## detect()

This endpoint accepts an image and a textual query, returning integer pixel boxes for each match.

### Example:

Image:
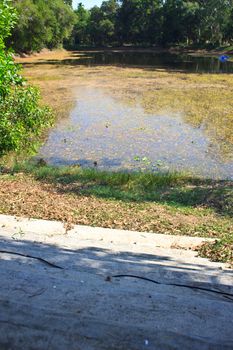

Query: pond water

[37,87,233,179]
[61,51,233,73]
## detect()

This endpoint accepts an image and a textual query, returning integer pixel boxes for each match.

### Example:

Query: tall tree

[89,0,119,46]
[118,0,163,45]
[10,0,75,52]
[67,3,90,47]
[196,0,232,45]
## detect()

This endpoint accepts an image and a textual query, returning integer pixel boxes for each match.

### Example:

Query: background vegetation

[10,0,75,52]
[6,0,233,51]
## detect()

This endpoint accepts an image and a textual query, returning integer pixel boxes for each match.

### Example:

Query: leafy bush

[0,0,53,156]
[0,86,53,155]
[0,0,22,97]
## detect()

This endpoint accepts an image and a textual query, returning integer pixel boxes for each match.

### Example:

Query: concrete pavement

[0,214,232,349]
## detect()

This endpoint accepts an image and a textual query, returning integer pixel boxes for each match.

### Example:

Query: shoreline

[14,46,233,60]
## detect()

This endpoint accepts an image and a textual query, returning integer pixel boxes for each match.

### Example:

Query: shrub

[0,0,54,156]
[0,86,53,156]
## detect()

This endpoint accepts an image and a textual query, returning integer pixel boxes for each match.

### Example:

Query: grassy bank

[0,162,232,265]
[3,50,231,266]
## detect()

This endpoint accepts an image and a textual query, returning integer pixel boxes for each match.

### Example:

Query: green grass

[12,160,233,216]
[13,160,189,194]
[1,160,232,266]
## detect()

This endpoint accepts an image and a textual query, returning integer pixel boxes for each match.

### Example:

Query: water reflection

[56,51,233,73]
[28,51,233,73]
[37,87,233,179]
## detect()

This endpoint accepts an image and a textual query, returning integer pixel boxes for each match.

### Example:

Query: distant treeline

[8,0,233,51]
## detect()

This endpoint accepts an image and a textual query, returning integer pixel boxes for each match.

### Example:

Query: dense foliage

[69,0,233,48]
[0,0,53,156]
[3,0,233,50]
[9,0,75,52]
[0,0,21,97]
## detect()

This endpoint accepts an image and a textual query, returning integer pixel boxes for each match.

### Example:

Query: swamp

[1,49,233,264]
[19,50,233,178]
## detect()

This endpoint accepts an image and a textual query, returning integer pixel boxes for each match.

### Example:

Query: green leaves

[0,0,54,156]
[69,0,233,48]
[10,0,76,52]
[0,0,23,97]
[0,0,17,40]
[0,50,23,98]
[0,86,54,156]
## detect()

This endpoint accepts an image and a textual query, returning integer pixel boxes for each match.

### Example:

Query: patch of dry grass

[0,171,232,238]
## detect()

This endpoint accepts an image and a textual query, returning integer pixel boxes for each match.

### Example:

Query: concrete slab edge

[0,214,214,250]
